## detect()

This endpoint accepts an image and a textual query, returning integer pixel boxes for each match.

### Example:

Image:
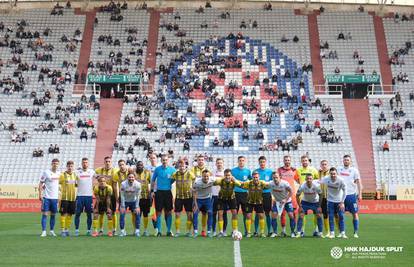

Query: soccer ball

[232,231,243,241]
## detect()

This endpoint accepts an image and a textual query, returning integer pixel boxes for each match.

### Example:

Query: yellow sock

[232,219,238,231]
[93,219,99,231]
[186,220,192,232]
[143,217,149,230]
[112,214,117,231]
[99,214,104,229]
[201,214,207,231]
[218,220,224,232]
[60,215,66,230]
[259,218,265,235]
[246,219,252,234]
[175,217,181,232]
[303,216,306,232]
[324,218,329,235]
[108,219,113,232]
[65,215,72,230]
[132,213,136,231]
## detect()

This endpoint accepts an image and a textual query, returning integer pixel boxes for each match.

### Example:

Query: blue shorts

[345,194,358,214]
[300,201,320,215]
[76,196,93,214]
[41,198,58,213]
[327,201,342,215]
[197,198,213,213]
[122,202,138,213]
[271,202,294,213]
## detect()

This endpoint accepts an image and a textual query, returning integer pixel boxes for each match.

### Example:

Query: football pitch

[0,213,412,267]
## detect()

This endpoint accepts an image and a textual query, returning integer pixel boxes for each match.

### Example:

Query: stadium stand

[0,7,99,184]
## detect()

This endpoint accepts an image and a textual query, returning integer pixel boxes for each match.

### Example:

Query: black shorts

[155,190,173,212]
[246,203,264,214]
[321,198,328,218]
[235,192,248,213]
[96,202,111,215]
[139,198,152,217]
[60,200,76,215]
[217,198,237,211]
[174,198,193,213]
[262,192,272,213]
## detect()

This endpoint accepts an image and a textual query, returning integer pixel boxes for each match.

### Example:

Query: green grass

[0,213,412,267]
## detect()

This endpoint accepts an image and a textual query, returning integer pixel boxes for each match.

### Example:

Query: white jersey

[146,164,157,191]
[337,166,360,195]
[212,170,224,196]
[269,180,292,202]
[75,168,95,196]
[39,169,61,199]
[296,181,321,203]
[193,178,215,199]
[320,177,346,203]
[120,180,141,207]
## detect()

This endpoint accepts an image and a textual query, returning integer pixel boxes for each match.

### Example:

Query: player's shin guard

[212,211,217,232]
[156,215,162,233]
[246,218,252,234]
[107,219,113,232]
[317,217,323,233]
[266,214,271,234]
[193,212,199,232]
[93,218,99,231]
[87,213,92,231]
[232,219,238,231]
[207,212,213,232]
[338,210,345,232]
[281,211,286,228]
[223,212,228,232]
[218,219,224,232]
[175,217,181,232]
[186,219,192,232]
[271,218,277,233]
[75,213,81,230]
[297,217,303,233]
[289,216,296,233]
[323,217,329,235]
[259,218,265,235]
[135,213,141,230]
[201,213,207,231]
[60,215,66,231]
[131,213,136,230]
[143,217,149,230]
[99,214,104,229]
[65,215,72,230]
[166,214,172,233]
[41,214,47,231]
[328,212,335,232]
[120,213,126,230]
[254,214,259,233]
[50,214,56,231]
[353,218,359,233]
[112,214,117,232]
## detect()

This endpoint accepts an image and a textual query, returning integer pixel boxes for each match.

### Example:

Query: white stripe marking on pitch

[234,241,243,267]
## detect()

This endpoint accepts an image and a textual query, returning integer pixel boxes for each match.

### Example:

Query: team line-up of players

[38,153,362,239]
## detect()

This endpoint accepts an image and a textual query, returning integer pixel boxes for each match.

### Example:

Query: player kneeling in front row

[120,172,142,237]
[320,167,347,239]
[92,177,114,237]
[192,170,215,238]
[295,174,323,238]
[269,172,296,238]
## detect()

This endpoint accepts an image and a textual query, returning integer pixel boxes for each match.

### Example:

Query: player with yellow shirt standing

[135,161,152,236]
[112,159,129,233]
[171,159,196,237]
[59,161,78,237]
[92,176,114,237]
[95,156,119,236]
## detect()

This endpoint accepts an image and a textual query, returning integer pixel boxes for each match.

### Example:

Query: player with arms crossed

[295,174,323,238]
[320,167,347,239]
[337,155,362,238]
[269,172,296,238]
[240,171,270,238]
[74,157,95,236]
[171,159,196,237]
[39,159,61,237]
[59,160,78,237]
[192,170,215,238]
[135,161,152,236]
[213,169,242,237]
[92,176,114,237]
[119,172,141,237]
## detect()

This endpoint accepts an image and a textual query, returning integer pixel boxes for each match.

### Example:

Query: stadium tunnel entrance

[95,83,140,98]
[328,82,370,98]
